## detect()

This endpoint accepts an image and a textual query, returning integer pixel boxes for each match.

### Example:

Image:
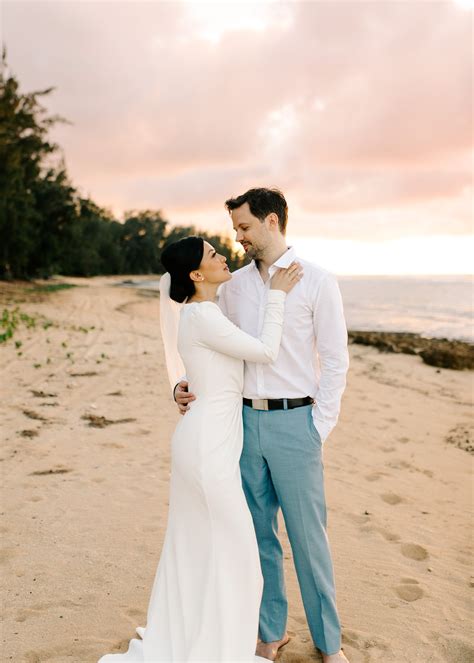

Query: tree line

[0,50,246,280]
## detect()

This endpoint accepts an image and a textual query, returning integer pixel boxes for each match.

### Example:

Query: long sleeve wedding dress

[98,290,286,663]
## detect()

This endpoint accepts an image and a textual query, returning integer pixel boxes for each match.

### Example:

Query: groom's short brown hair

[225,188,288,235]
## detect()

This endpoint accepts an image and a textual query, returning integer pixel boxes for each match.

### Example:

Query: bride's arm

[193,290,286,363]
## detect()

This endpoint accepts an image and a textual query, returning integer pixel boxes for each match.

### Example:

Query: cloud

[2,0,472,240]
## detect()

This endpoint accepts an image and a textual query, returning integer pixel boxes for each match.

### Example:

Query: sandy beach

[1,276,472,663]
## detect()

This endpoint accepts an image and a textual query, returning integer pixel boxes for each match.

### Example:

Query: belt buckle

[252,399,269,411]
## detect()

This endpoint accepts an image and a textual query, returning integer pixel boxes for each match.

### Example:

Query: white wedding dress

[98,290,286,663]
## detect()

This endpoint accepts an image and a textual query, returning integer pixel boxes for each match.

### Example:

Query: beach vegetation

[0,51,246,280]
[0,306,36,342]
[0,305,54,344]
[30,283,77,293]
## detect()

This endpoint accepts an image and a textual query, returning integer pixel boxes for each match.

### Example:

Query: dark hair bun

[161,236,204,303]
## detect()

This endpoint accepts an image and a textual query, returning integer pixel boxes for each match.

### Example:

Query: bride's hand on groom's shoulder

[270,261,303,294]
[175,380,196,415]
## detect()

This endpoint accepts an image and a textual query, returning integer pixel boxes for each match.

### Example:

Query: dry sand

[1,276,472,663]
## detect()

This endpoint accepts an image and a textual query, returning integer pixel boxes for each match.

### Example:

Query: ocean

[130,275,473,343]
[338,275,472,342]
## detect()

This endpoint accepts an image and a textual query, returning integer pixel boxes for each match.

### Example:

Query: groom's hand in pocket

[174,380,196,415]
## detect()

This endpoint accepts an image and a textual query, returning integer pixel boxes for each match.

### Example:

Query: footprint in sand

[25,642,98,663]
[360,523,402,545]
[365,471,388,482]
[342,628,391,659]
[377,528,401,543]
[401,542,429,561]
[439,635,474,663]
[387,459,411,470]
[125,607,145,619]
[348,513,371,525]
[279,652,311,663]
[394,582,424,602]
[16,607,40,622]
[0,548,19,564]
[381,492,404,505]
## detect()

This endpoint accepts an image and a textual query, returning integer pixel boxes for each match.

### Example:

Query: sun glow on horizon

[285,235,474,276]
[452,0,473,10]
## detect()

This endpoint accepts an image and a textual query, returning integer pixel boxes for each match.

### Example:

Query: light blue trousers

[240,404,341,656]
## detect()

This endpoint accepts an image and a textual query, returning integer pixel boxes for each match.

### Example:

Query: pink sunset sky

[2,0,473,274]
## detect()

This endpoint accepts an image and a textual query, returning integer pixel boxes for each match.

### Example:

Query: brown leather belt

[243,396,314,411]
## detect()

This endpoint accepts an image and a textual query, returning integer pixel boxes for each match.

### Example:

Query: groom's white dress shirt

[218,246,349,443]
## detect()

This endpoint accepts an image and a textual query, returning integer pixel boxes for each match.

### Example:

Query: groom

[174,188,350,663]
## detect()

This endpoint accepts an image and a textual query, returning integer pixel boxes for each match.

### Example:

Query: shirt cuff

[312,408,333,444]
[267,289,287,302]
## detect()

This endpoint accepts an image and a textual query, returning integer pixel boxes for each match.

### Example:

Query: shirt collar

[272,246,296,269]
[268,246,296,275]
[250,246,296,276]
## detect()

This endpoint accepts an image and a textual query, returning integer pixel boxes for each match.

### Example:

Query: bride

[98,236,302,663]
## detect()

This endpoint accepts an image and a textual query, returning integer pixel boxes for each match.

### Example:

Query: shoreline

[2,277,472,370]
[74,276,474,371]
